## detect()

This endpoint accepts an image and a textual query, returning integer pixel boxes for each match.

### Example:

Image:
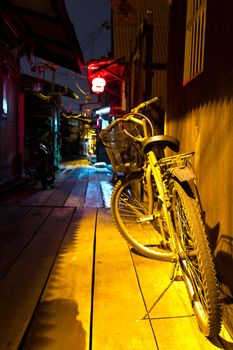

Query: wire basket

[100,120,145,173]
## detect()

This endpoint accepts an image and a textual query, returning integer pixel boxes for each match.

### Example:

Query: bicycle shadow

[207,223,233,344]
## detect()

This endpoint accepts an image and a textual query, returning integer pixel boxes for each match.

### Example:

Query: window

[183,0,207,84]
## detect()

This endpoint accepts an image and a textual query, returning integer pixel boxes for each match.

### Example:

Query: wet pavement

[0,158,232,349]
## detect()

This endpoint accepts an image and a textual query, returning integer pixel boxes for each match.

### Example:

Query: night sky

[65,0,111,62]
[63,0,112,110]
[21,0,111,112]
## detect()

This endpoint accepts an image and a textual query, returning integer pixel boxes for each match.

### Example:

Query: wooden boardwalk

[0,160,232,349]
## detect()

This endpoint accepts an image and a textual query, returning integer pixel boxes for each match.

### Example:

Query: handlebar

[99,97,159,142]
[131,97,159,113]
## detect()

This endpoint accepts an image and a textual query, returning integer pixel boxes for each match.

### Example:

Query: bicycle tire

[171,181,222,338]
[111,172,175,260]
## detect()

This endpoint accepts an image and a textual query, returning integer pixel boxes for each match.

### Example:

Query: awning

[0,0,84,73]
[21,73,79,99]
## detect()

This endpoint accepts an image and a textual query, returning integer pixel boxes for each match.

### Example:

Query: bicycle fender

[171,166,196,182]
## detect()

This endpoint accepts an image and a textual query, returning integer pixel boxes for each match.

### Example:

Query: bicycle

[25,142,55,190]
[99,97,222,338]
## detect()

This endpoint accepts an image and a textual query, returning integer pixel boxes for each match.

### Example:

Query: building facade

[0,45,21,182]
[112,0,169,119]
[0,0,84,183]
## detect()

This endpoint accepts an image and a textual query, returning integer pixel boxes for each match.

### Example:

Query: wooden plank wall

[165,98,233,338]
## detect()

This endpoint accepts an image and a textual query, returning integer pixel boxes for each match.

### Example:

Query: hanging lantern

[92,77,106,93]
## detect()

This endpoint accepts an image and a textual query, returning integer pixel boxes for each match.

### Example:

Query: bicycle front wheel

[111,172,175,260]
[171,181,222,338]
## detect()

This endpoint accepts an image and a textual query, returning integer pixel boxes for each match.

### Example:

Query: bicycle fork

[146,151,176,250]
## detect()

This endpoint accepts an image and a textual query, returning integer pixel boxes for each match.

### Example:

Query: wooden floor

[0,159,232,350]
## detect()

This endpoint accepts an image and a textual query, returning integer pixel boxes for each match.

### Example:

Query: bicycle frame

[101,98,202,256]
[102,98,222,338]
[116,103,179,254]
[144,151,176,254]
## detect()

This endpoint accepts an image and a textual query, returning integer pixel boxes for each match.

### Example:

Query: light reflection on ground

[61,157,114,209]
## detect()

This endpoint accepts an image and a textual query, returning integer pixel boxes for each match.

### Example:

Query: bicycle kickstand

[138,259,180,320]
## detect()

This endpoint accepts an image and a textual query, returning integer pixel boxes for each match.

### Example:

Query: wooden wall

[166,0,233,336]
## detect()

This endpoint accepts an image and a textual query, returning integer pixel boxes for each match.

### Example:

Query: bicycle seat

[142,135,180,153]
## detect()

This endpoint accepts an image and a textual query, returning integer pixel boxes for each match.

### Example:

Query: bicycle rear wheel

[171,181,222,338]
[111,172,174,260]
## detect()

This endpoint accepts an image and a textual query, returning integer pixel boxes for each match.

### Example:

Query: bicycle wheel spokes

[118,183,159,244]
[176,204,206,301]
[182,254,208,317]
[119,188,148,217]
[172,181,221,338]
[111,173,174,260]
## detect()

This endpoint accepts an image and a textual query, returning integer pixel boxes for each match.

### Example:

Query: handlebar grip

[131,97,159,113]
[146,97,159,105]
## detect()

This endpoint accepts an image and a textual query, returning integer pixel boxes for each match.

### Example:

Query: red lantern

[92,77,106,93]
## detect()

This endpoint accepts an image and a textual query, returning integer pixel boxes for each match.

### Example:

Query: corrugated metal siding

[112,0,169,64]
[141,0,169,62]
[112,9,138,61]
[152,70,167,105]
